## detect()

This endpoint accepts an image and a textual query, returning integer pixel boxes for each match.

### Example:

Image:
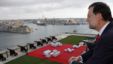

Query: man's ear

[96,13,103,20]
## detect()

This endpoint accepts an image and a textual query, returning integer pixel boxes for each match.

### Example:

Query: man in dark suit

[69,2,113,64]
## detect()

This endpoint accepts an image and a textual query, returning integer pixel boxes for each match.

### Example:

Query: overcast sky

[0,0,113,20]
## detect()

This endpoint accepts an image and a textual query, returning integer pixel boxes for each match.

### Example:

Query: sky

[0,0,113,20]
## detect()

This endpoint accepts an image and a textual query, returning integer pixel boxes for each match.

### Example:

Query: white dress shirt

[98,21,110,36]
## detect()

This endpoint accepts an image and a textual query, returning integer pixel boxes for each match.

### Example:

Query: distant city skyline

[0,0,113,20]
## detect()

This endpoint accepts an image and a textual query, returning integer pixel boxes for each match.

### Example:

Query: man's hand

[69,56,83,64]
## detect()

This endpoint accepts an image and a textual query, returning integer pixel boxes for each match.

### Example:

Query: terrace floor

[5,35,94,64]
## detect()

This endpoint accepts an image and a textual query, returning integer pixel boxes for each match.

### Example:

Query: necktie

[95,34,101,43]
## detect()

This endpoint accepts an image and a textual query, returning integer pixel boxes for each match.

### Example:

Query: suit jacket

[81,21,113,64]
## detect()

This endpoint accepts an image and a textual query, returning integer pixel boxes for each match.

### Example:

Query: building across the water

[0,20,32,33]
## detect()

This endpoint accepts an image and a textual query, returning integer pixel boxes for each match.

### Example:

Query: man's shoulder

[103,22,113,37]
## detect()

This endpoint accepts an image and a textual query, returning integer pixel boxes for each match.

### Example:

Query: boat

[36,21,47,26]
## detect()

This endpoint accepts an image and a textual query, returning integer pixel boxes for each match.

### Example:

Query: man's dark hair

[89,2,113,21]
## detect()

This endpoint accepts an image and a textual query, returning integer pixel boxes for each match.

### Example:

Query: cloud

[0,0,62,7]
[0,0,113,19]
